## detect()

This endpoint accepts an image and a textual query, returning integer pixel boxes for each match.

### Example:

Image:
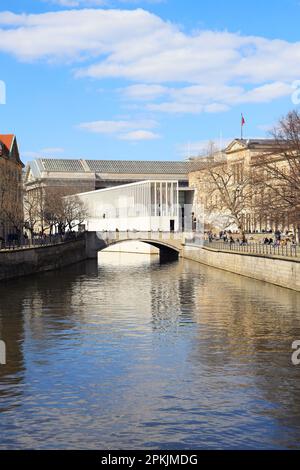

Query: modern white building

[76,180,195,232]
[24,158,195,235]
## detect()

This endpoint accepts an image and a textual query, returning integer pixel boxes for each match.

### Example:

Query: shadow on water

[0,252,299,448]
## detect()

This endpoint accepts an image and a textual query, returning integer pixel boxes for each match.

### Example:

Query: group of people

[206,230,247,245]
[220,231,248,245]
[206,229,297,247]
[0,230,80,250]
[263,236,296,247]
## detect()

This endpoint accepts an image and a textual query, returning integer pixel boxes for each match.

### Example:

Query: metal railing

[202,240,299,258]
[0,232,85,251]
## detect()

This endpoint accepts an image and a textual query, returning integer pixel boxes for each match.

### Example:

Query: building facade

[24,158,190,192]
[189,138,296,234]
[0,135,24,240]
[24,158,192,233]
[76,180,195,232]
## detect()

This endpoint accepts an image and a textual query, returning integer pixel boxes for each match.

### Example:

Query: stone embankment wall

[182,245,300,292]
[0,239,86,281]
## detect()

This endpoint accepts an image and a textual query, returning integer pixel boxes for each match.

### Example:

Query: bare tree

[255,110,300,240]
[0,161,23,238]
[198,156,254,233]
[44,187,88,233]
[0,163,8,236]
[62,194,88,231]
[43,187,63,234]
[24,185,88,236]
[23,182,52,237]
[24,189,42,238]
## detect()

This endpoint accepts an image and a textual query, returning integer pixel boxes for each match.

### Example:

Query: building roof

[0,134,14,152]
[225,138,279,153]
[85,159,189,174]
[75,179,180,197]
[40,158,86,172]
[27,158,191,177]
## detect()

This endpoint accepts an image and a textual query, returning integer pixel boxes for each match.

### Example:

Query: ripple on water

[0,253,300,449]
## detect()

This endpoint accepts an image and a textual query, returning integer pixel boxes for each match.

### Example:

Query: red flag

[241,114,245,126]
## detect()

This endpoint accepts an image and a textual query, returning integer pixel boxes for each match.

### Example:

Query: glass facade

[148,181,178,217]
[79,180,179,221]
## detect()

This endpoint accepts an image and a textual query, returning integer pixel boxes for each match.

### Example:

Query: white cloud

[122,84,168,101]
[23,147,65,158]
[176,138,233,158]
[23,151,40,159]
[0,8,297,114]
[46,0,106,6]
[117,0,164,4]
[40,147,65,154]
[140,82,292,114]
[257,123,274,133]
[237,82,293,104]
[78,118,157,133]
[148,101,229,114]
[45,0,163,6]
[119,130,160,140]
[78,118,159,140]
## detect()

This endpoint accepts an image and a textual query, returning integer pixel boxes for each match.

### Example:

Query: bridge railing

[96,230,191,243]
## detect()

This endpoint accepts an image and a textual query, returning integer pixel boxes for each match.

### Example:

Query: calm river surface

[0,252,300,449]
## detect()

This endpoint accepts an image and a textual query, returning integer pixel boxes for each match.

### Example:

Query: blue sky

[0,0,300,163]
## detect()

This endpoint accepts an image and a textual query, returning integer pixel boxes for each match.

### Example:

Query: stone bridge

[85,231,188,261]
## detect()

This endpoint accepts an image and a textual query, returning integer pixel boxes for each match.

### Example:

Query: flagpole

[241,114,243,140]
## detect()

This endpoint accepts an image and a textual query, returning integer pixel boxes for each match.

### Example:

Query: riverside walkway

[0,233,84,251]
[202,240,299,258]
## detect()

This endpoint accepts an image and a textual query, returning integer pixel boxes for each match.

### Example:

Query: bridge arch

[85,232,183,261]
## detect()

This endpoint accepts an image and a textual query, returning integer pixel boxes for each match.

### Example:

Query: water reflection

[0,252,299,449]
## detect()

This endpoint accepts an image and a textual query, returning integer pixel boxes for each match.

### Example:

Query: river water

[0,251,300,449]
